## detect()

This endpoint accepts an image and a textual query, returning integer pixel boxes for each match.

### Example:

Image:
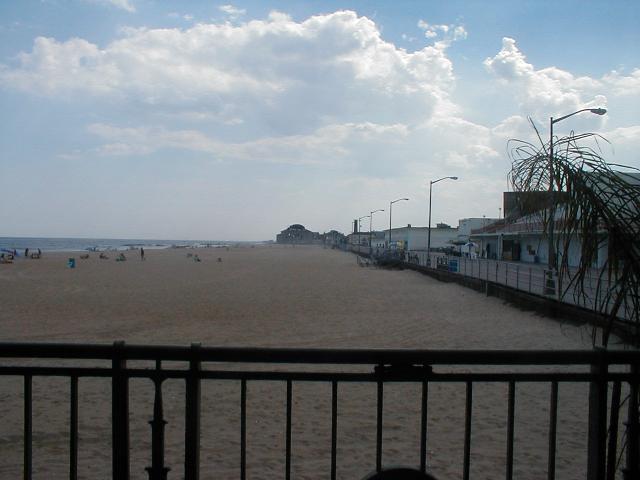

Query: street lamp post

[388,198,409,249]
[427,176,458,267]
[358,215,370,251]
[547,108,606,276]
[369,209,384,256]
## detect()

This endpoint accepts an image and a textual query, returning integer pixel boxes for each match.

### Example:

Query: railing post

[185,343,201,480]
[70,375,79,480]
[547,381,558,480]
[376,376,383,472]
[463,381,473,480]
[330,381,338,480]
[241,379,247,480]
[146,361,169,480]
[112,341,130,480]
[24,375,32,480]
[285,380,292,480]
[587,350,608,480]
[506,381,515,480]
[606,381,621,480]
[420,381,429,473]
[623,363,639,480]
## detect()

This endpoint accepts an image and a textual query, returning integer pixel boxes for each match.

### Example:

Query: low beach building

[469,175,640,267]
[389,224,459,252]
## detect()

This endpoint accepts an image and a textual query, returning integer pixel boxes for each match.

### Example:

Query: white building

[457,218,499,256]
[457,218,499,242]
[386,224,459,252]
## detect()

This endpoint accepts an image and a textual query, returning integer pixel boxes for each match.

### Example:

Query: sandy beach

[0,245,603,479]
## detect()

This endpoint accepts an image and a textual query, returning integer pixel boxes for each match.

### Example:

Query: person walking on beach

[140,247,145,261]
[25,248,29,259]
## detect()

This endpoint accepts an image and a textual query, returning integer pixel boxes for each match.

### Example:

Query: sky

[1,0,639,241]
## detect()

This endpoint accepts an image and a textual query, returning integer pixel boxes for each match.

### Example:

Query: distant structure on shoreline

[276,225,347,247]
[276,224,320,244]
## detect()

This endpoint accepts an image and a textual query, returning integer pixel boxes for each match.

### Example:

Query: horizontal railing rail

[3,342,640,364]
[1,342,638,480]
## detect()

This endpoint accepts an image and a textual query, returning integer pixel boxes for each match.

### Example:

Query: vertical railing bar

[587,353,608,480]
[376,378,383,472]
[285,380,292,480]
[463,381,472,480]
[24,374,32,480]
[547,381,558,480]
[420,381,428,473]
[111,341,130,480]
[184,343,201,480]
[624,363,639,480]
[240,379,247,480]
[70,376,78,480]
[146,362,169,480]
[331,381,338,480]
[506,381,515,480]
[606,381,621,480]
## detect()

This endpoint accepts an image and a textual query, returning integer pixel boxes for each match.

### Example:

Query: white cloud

[218,5,246,17]
[483,37,640,127]
[83,0,136,13]
[601,125,640,167]
[417,117,502,171]
[87,121,409,166]
[483,37,532,80]
[417,20,467,45]
[484,38,607,128]
[0,11,457,135]
[603,68,640,96]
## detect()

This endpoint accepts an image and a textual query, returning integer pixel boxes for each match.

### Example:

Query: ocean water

[0,236,232,253]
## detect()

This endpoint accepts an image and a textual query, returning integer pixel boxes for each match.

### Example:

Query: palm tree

[508,119,640,347]
[509,120,640,478]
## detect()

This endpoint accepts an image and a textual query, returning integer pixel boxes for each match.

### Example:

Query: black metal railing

[0,342,638,480]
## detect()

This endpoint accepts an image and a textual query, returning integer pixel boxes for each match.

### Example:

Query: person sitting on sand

[0,253,11,264]
[116,253,127,262]
[194,254,201,262]
[99,252,109,259]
